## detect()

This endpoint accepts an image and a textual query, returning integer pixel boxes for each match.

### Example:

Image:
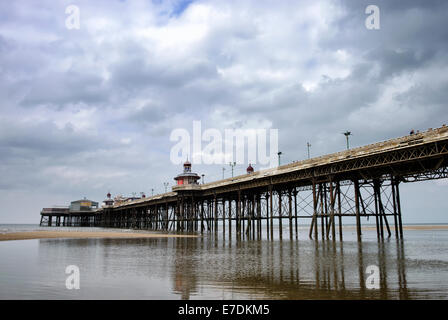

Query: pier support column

[309,179,318,240]
[288,189,293,240]
[237,190,241,237]
[269,185,274,240]
[294,189,298,239]
[354,179,362,241]
[278,190,282,240]
[266,191,270,240]
[319,183,325,240]
[391,177,399,239]
[327,179,336,241]
[222,199,225,236]
[257,194,261,239]
[200,200,205,233]
[395,177,404,239]
[214,194,218,234]
[228,198,232,236]
[337,181,343,241]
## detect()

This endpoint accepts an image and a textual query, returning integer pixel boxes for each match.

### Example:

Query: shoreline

[0,230,199,242]
[1,224,447,242]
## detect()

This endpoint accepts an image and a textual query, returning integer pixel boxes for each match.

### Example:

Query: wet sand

[0,230,199,241]
[1,225,446,242]
[344,225,448,231]
[401,225,448,230]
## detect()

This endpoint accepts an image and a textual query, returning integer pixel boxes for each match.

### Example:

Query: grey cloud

[0,119,106,162]
[20,71,108,107]
[365,48,435,80]
[110,56,219,90]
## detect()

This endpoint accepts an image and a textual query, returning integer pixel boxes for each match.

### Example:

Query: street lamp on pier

[307,142,311,159]
[343,131,352,150]
[229,162,236,178]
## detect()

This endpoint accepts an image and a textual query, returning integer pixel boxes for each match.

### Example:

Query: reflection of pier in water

[170,236,412,300]
[33,235,438,299]
[172,237,198,299]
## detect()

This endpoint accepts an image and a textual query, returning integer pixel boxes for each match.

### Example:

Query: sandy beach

[0,230,199,241]
[1,225,446,242]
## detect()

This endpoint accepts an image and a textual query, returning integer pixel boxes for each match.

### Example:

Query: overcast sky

[0,0,447,223]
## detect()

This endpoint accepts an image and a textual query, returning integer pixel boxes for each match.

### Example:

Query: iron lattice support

[91,173,408,242]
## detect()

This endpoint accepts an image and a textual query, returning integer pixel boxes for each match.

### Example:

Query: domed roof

[175,160,200,183]
[174,172,200,180]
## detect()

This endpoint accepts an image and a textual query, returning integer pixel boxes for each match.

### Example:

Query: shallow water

[0,224,447,299]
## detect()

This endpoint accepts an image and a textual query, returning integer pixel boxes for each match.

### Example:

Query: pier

[41,126,448,241]
[40,199,99,227]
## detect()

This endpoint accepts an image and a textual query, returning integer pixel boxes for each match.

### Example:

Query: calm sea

[0,224,447,299]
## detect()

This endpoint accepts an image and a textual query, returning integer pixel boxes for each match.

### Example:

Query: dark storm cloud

[322,0,448,56]
[365,48,435,80]
[0,119,105,160]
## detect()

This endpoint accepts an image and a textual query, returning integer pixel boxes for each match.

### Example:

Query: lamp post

[222,167,225,180]
[201,174,205,184]
[277,151,282,166]
[343,131,352,150]
[163,182,169,193]
[307,142,311,159]
[229,162,236,178]
[151,188,154,196]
